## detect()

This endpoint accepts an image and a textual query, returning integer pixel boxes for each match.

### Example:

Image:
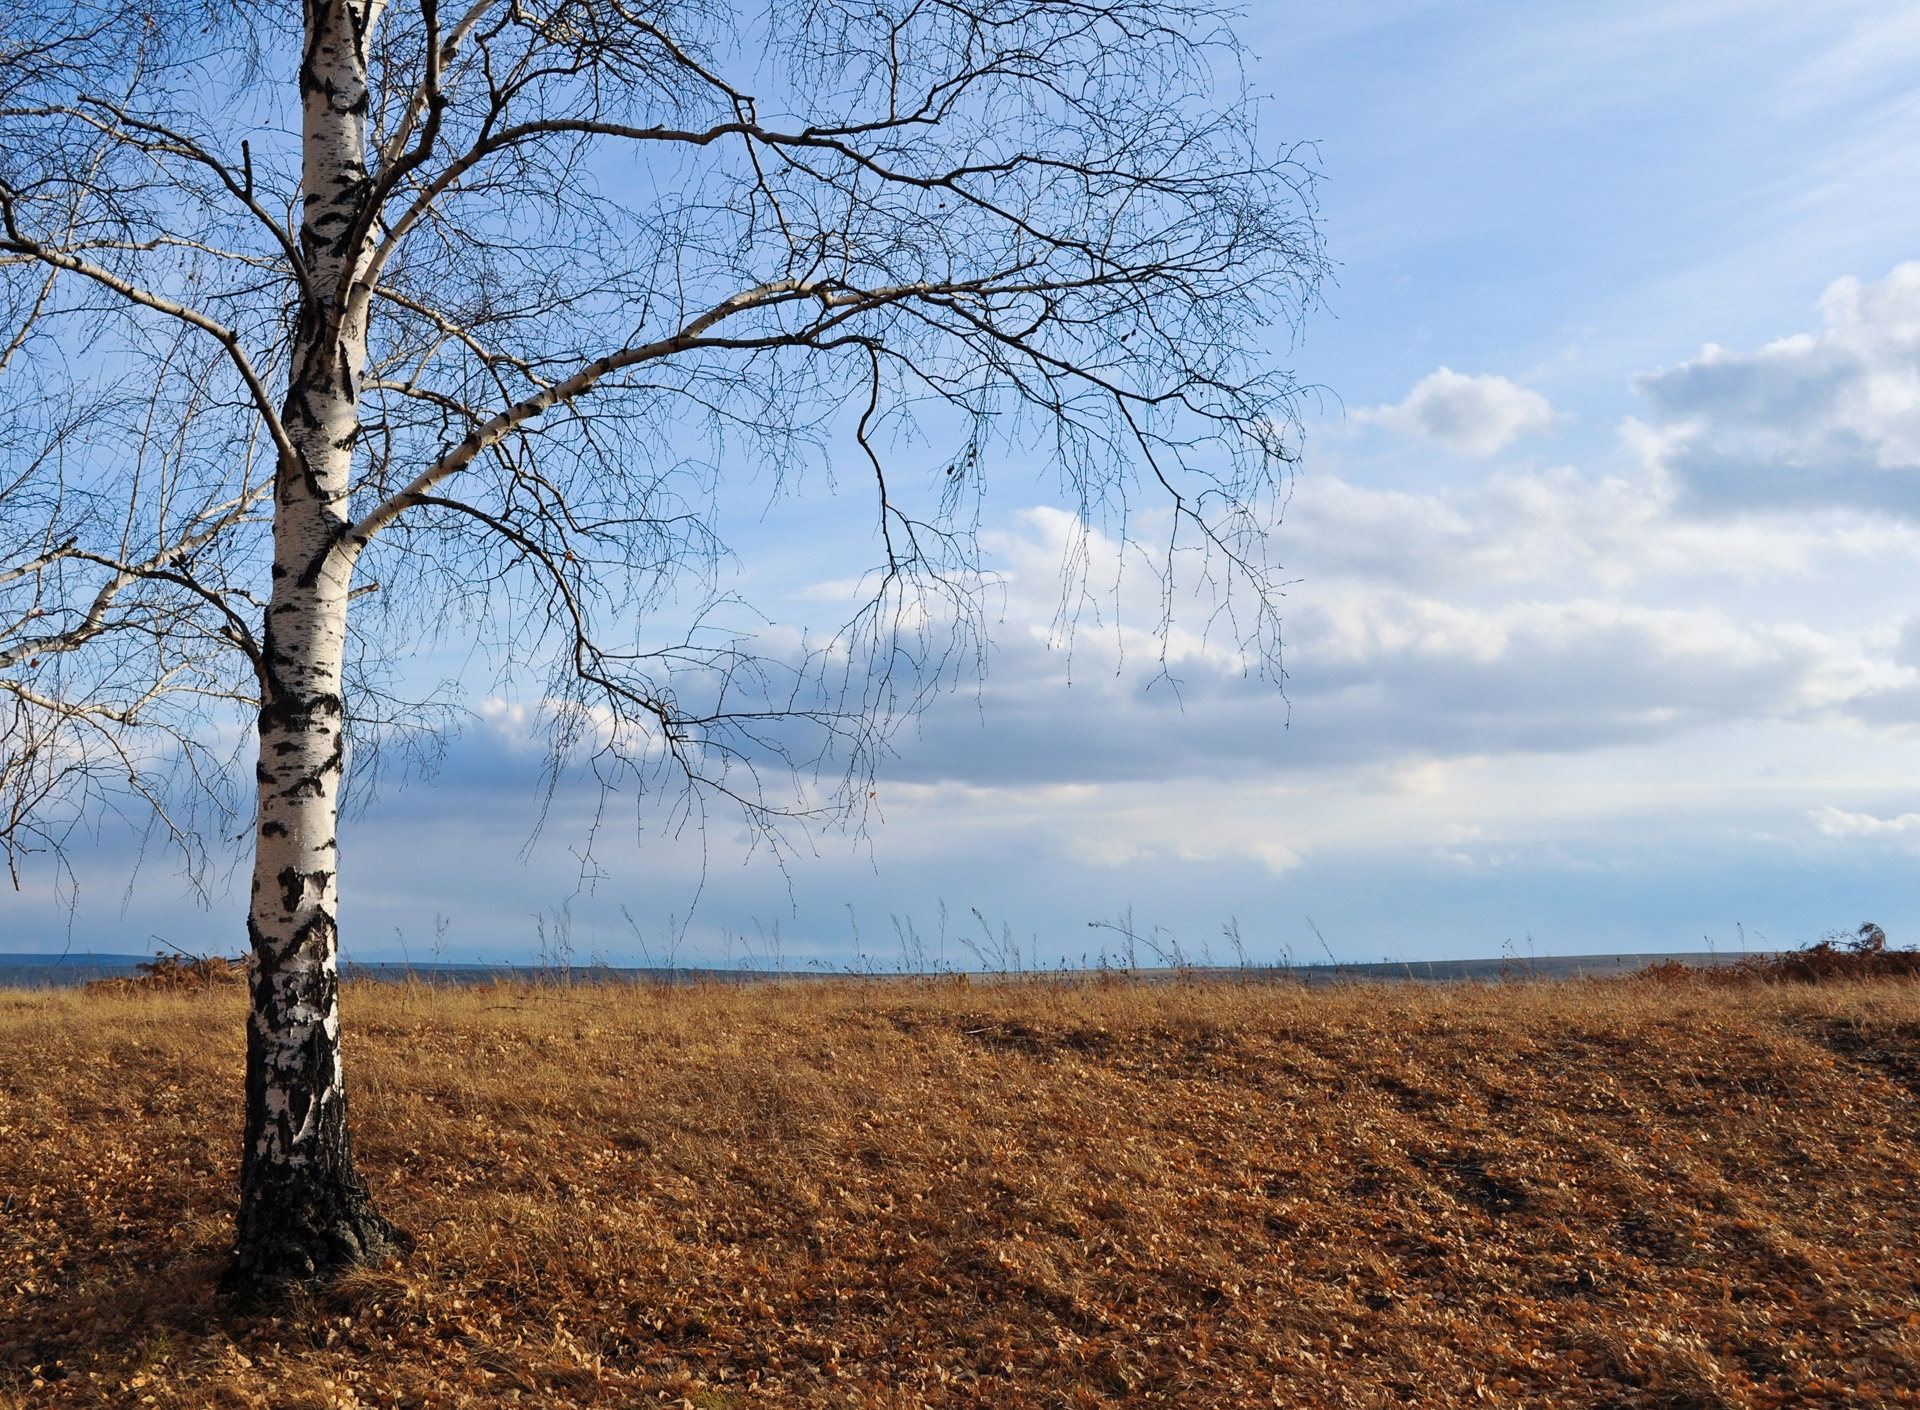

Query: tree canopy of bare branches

[0,0,1323,1287]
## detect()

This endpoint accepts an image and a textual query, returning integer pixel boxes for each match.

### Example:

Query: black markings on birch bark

[227,0,399,1294]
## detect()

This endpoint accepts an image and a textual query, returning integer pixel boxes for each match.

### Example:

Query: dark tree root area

[221,1168,409,1300]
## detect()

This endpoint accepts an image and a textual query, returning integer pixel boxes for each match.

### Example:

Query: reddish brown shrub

[83,952,246,996]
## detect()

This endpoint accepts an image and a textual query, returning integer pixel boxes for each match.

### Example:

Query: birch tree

[0,0,1323,1288]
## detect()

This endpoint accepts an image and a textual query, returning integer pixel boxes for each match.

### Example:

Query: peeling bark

[225,0,400,1294]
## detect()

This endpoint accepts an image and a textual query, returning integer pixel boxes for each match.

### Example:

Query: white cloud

[1284,459,1918,594]
[870,460,1920,792]
[1359,368,1559,456]
[1810,805,1920,848]
[1635,262,1920,513]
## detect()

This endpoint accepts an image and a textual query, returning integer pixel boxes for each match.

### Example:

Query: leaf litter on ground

[2,970,1919,1407]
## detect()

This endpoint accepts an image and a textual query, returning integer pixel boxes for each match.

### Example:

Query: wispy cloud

[1809,805,1920,848]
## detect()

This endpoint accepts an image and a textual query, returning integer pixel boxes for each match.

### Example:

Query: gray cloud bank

[1638,262,1920,515]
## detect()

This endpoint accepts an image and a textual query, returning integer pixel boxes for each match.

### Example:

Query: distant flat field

[1,977,1917,1407]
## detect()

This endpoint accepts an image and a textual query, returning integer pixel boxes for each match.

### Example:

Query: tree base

[221,1165,409,1298]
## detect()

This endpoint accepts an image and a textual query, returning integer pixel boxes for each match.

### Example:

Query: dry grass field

[2,973,1919,1408]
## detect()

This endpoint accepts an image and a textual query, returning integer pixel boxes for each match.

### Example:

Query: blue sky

[14,0,1920,966]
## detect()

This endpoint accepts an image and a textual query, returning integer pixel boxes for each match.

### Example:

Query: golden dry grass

[3,975,1919,1408]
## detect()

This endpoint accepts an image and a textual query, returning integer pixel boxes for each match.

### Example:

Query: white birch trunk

[227,0,399,1290]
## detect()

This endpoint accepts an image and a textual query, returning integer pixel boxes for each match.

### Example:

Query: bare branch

[0,189,297,471]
